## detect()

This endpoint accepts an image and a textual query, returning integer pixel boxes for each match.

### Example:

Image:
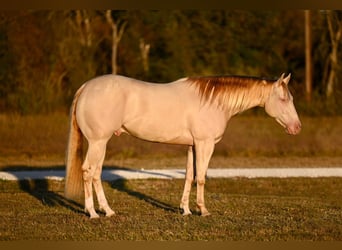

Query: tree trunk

[326,10,342,98]
[75,10,92,47]
[304,10,312,102]
[139,38,150,74]
[326,46,338,98]
[111,21,118,75]
[106,10,126,75]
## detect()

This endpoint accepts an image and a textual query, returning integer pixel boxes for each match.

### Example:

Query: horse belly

[122,114,193,145]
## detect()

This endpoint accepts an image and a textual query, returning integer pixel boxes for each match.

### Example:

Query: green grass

[0,178,341,240]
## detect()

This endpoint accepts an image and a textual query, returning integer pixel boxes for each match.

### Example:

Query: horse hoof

[201,211,211,217]
[180,205,192,216]
[106,210,116,217]
[90,214,100,219]
[182,211,192,216]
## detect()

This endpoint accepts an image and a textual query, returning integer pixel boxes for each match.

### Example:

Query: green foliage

[0,10,341,115]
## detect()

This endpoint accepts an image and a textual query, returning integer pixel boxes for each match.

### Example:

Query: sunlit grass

[0,178,341,240]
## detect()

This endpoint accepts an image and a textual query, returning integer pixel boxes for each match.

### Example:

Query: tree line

[0,10,341,115]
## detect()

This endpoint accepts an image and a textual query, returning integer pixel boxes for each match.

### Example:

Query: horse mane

[187,75,275,110]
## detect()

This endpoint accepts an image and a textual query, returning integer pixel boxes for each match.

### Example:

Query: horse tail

[64,84,86,201]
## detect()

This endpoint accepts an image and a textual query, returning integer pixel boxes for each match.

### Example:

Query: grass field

[0,178,341,240]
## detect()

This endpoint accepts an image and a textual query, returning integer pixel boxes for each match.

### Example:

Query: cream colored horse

[65,73,301,218]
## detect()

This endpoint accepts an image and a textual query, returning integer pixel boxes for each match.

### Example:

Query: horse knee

[82,165,95,181]
[197,178,205,185]
[185,176,194,183]
[83,171,92,182]
[93,174,101,182]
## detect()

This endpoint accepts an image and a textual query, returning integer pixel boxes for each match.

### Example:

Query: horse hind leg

[82,157,98,218]
[93,153,115,217]
[83,139,110,218]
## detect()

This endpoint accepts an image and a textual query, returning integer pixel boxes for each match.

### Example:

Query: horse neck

[226,83,272,116]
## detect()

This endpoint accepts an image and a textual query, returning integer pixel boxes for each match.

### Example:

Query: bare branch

[117,21,127,42]
[326,10,335,46]
[105,10,114,27]
[105,10,127,74]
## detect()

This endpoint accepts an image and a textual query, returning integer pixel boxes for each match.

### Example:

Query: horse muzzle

[285,121,302,135]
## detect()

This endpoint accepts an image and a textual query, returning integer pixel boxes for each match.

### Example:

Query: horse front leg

[180,145,195,215]
[194,139,214,216]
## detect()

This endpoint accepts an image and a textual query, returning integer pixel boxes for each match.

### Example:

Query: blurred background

[0,10,341,166]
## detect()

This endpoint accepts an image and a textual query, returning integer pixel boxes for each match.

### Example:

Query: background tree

[105,10,127,74]
[139,38,150,75]
[324,10,342,98]
[0,10,342,115]
[305,10,313,103]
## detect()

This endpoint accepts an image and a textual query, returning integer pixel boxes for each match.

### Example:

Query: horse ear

[283,73,291,85]
[275,73,285,86]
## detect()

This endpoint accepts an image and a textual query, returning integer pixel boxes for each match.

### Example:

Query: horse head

[264,73,301,135]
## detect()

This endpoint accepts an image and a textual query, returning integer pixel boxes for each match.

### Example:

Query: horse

[64,73,301,218]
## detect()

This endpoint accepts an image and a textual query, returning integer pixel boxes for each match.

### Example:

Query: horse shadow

[103,165,180,214]
[1,165,84,215]
[1,165,180,216]
[108,178,179,214]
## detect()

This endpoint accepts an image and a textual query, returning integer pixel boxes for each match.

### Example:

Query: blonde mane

[187,75,274,111]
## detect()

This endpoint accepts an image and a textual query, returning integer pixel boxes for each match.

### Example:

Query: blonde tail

[64,84,86,201]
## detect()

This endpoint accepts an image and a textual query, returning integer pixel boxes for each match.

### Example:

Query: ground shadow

[2,165,84,215]
[104,165,182,214]
[109,179,180,214]
[2,164,181,216]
